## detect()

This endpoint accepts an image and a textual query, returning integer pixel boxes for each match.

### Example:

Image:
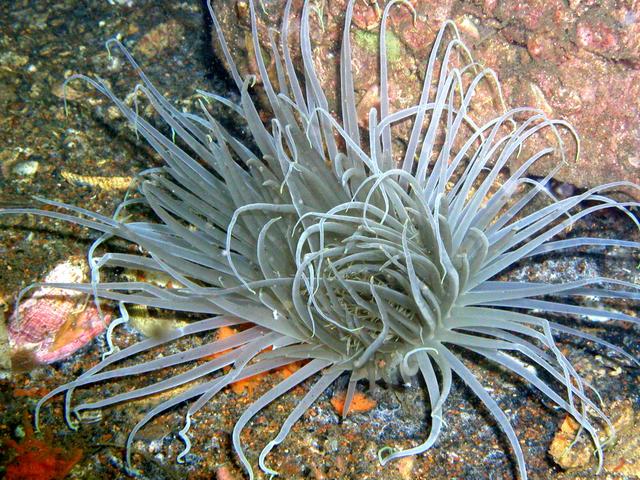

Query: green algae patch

[354,29,403,63]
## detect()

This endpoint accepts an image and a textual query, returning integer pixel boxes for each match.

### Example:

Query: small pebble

[12,160,39,177]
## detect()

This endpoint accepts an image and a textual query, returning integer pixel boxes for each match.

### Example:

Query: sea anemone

[2,0,639,478]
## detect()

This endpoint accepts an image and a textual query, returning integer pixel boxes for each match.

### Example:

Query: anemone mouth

[1,0,639,479]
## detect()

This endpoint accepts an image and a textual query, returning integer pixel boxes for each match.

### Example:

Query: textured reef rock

[549,400,640,477]
[212,0,640,198]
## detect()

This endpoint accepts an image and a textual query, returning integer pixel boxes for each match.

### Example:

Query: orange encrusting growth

[12,387,50,398]
[4,416,83,480]
[330,390,377,415]
[210,326,306,395]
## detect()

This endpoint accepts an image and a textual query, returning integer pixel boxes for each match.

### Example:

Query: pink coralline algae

[8,258,110,365]
[576,21,618,53]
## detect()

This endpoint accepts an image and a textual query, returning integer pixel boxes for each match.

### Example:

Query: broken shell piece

[8,257,110,365]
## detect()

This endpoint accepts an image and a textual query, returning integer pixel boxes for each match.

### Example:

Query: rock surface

[211,0,640,198]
